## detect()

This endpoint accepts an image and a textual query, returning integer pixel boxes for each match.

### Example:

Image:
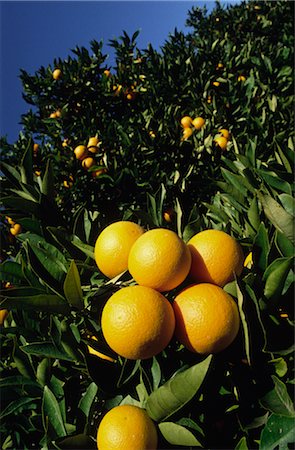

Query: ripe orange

[82,157,95,169]
[49,112,57,119]
[213,81,220,87]
[10,224,22,236]
[6,216,15,226]
[94,221,144,279]
[103,69,111,77]
[163,207,175,223]
[74,145,87,160]
[128,228,191,292]
[238,75,246,82]
[173,283,240,354]
[97,405,158,450]
[218,128,230,140]
[217,63,224,69]
[180,116,192,128]
[182,127,193,140]
[92,168,107,178]
[87,136,99,148]
[188,229,244,287]
[214,136,228,150]
[0,310,8,326]
[192,117,205,130]
[33,143,39,153]
[52,68,62,80]
[55,110,62,118]
[101,285,175,360]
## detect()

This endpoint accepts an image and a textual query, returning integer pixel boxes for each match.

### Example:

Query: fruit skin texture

[214,136,228,150]
[94,221,144,279]
[188,229,244,287]
[128,228,191,292]
[173,283,240,354]
[74,145,87,160]
[82,157,95,169]
[10,224,22,236]
[102,285,175,360]
[192,117,205,130]
[182,127,193,140]
[97,404,158,450]
[180,116,192,128]
[219,128,230,140]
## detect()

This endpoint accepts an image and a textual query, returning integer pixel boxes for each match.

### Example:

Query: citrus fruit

[10,224,22,236]
[180,116,192,128]
[87,136,99,148]
[101,285,175,360]
[97,404,158,450]
[163,207,175,223]
[92,168,107,178]
[82,157,95,169]
[182,127,193,140]
[0,310,8,326]
[238,75,246,82]
[74,145,87,160]
[52,68,62,80]
[192,117,205,130]
[33,143,39,153]
[6,216,15,226]
[188,229,244,287]
[218,128,230,140]
[214,136,228,150]
[103,69,111,77]
[213,81,220,87]
[49,112,57,119]
[128,228,191,292]
[173,283,240,354]
[94,221,144,279]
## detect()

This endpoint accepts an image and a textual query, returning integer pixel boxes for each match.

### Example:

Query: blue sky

[0,1,239,142]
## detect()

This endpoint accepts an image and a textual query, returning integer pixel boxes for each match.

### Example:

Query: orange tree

[0,1,294,449]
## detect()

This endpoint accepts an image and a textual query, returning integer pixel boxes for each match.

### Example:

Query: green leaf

[1,196,39,214]
[0,375,42,389]
[257,169,291,195]
[78,382,98,418]
[20,138,33,185]
[259,194,294,244]
[21,342,75,361]
[146,355,212,422]
[42,385,67,438]
[159,422,202,447]
[278,193,295,216]
[275,231,294,258]
[0,397,39,420]
[254,223,270,271]
[263,257,293,303]
[269,358,288,378]
[41,159,55,198]
[259,414,295,450]
[260,376,295,417]
[0,294,70,314]
[236,281,251,365]
[72,237,95,259]
[235,436,249,449]
[151,357,161,390]
[63,260,83,309]
[0,260,25,283]
[0,161,21,188]
[56,434,96,449]
[247,196,260,232]
[221,168,249,198]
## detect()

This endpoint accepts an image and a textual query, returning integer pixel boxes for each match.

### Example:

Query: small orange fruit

[10,224,22,236]
[214,136,228,151]
[238,75,246,82]
[0,310,8,326]
[213,81,220,87]
[97,405,158,450]
[55,110,62,118]
[180,116,192,128]
[74,145,87,160]
[103,69,111,77]
[192,117,205,130]
[218,128,230,140]
[52,68,62,80]
[101,285,175,359]
[49,112,57,119]
[182,128,193,140]
[207,96,212,104]
[173,283,240,354]
[217,63,224,70]
[126,92,136,101]
[92,168,107,178]
[163,207,175,223]
[188,229,244,287]
[87,136,99,148]
[33,143,39,153]
[6,216,15,226]
[128,228,191,292]
[82,157,95,170]
[94,221,144,279]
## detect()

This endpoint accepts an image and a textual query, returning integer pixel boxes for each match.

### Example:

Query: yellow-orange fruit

[94,221,144,279]
[173,283,240,354]
[52,68,62,80]
[101,285,175,360]
[188,229,244,287]
[192,117,205,130]
[97,405,158,450]
[180,116,192,128]
[74,145,87,160]
[214,136,228,150]
[128,228,191,292]
[82,157,95,169]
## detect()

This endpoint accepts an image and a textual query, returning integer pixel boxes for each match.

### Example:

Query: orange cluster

[73,136,107,176]
[180,115,206,140]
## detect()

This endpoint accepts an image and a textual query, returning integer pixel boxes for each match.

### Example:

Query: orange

[180,116,192,128]
[52,68,62,80]
[126,92,136,101]
[213,81,220,87]
[97,405,158,450]
[74,145,87,160]
[192,117,205,130]
[6,216,15,226]
[82,157,95,169]
[33,143,39,153]
[163,207,175,223]
[49,112,57,119]
[10,224,22,236]
[188,229,244,287]
[218,128,230,140]
[182,127,193,140]
[0,310,8,326]
[55,110,62,118]
[94,221,144,279]
[173,283,240,354]
[238,75,246,82]
[103,69,111,77]
[92,168,107,178]
[214,136,228,150]
[87,136,99,148]
[217,63,224,69]
[101,285,175,360]
[128,228,191,292]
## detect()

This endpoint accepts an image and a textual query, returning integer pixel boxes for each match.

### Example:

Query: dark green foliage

[0,1,294,449]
